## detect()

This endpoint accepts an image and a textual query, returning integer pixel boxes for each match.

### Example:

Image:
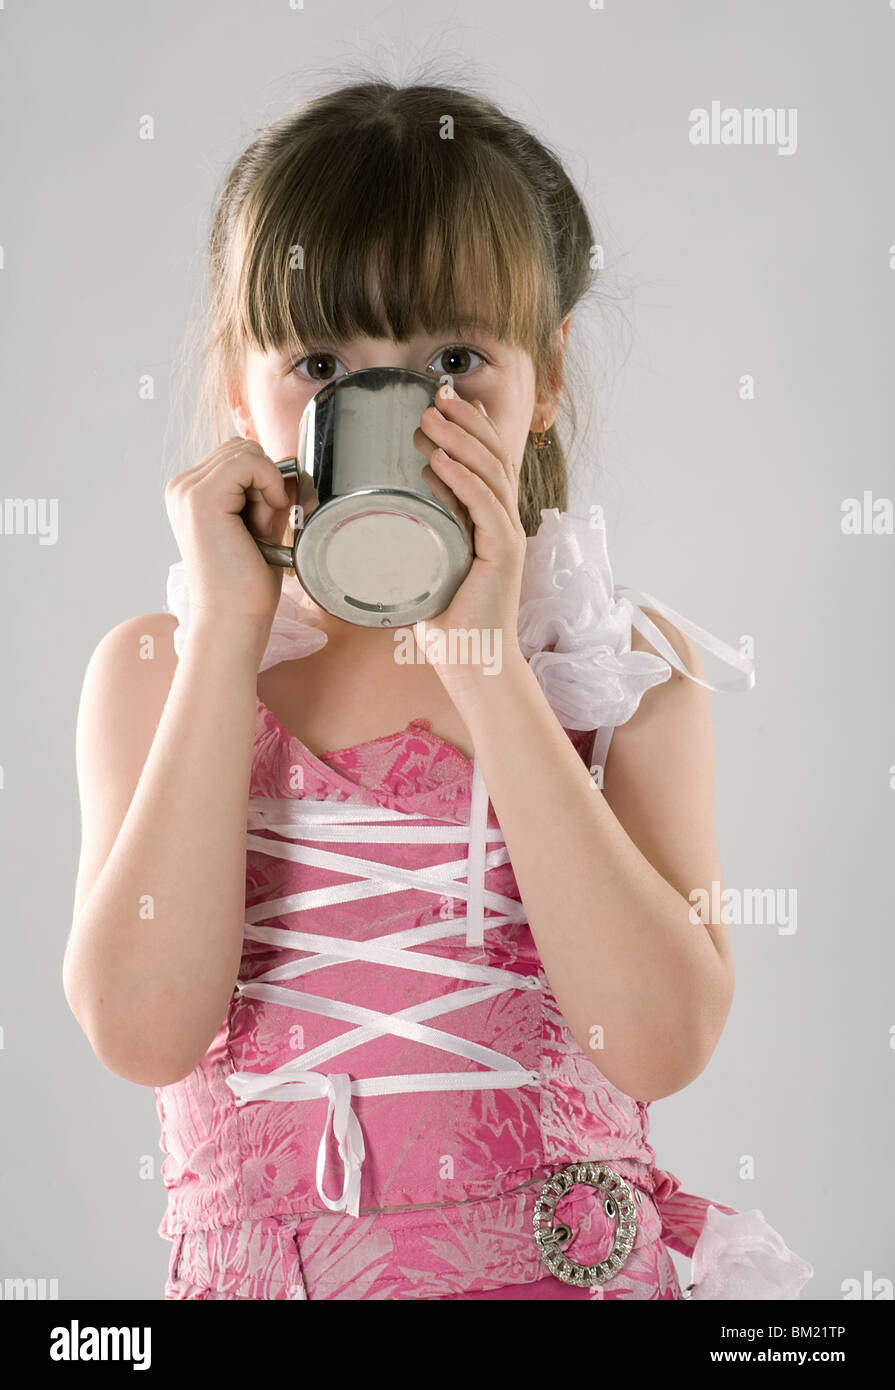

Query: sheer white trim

[687,1207,815,1300]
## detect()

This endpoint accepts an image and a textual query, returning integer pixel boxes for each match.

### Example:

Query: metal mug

[249,366,475,627]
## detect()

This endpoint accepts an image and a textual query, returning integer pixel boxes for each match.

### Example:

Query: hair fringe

[163,64,635,536]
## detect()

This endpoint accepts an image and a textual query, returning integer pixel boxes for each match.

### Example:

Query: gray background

[1,0,892,1299]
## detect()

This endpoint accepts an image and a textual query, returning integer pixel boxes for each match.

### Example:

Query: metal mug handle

[249,457,301,567]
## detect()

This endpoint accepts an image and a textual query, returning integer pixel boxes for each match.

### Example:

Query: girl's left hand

[410,383,527,685]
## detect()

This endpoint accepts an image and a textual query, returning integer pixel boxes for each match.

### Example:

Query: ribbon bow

[228,1064,366,1218]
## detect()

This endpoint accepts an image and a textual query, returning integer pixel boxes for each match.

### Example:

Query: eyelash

[290,343,490,381]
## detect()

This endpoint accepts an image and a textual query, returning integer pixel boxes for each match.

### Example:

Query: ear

[530,313,572,433]
[226,373,255,441]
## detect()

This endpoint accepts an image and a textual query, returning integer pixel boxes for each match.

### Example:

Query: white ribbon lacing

[224,794,541,1219]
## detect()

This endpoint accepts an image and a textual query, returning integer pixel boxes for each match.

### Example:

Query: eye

[290,351,350,383]
[425,344,488,379]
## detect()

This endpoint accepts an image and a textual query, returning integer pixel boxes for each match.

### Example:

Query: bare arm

[63,611,265,1086]
[444,610,734,1103]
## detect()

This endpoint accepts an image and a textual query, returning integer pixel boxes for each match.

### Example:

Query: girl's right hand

[165,437,297,641]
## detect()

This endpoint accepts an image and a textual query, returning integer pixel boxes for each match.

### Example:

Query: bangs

[188,80,590,531]
[229,114,557,361]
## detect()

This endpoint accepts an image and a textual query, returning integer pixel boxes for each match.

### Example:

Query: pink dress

[156,509,812,1301]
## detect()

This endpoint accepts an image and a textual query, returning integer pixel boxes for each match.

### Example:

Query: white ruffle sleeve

[517,511,674,731]
[516,509,755,771]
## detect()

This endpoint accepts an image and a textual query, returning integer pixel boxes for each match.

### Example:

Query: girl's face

[227,320,571,487]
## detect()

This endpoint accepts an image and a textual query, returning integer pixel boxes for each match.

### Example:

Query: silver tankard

[249,366,474,627]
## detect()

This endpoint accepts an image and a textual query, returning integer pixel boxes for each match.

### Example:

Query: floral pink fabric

[154,697,743,1300]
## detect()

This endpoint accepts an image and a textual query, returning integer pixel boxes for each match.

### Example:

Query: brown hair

[173,72,611,536]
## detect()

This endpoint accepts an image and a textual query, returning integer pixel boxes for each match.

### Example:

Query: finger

[246,466,321,543]
[425,387,513,484]
[243,450,295,502]
[434,382,500,440]
[428,449,522,553]
[418,400,515,493]
[411,405,511,503]
[414,422,516,517]
[216,451,291,521]
[167,437,252,493]
[421,462,473,536]
[471,399,525,485]
[419,459,459,513]
[244,472,297,534]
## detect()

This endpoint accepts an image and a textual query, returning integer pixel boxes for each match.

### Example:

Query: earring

[530,424,551,449]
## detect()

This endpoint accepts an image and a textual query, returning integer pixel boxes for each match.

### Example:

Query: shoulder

[604,602,715,773]
[82,611,179,687]
[71,614,181,925]
[78,612,180,743]
[628,606,706,683]
[616,605,711,737]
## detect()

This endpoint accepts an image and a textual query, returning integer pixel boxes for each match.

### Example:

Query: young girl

[64,77,813,1301]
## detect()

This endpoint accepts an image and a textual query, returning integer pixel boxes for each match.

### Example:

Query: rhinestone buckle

[533,1161,638,1287]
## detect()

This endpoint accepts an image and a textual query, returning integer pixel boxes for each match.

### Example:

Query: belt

[166,1165,658,1299]
[534,1161,639,1287]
